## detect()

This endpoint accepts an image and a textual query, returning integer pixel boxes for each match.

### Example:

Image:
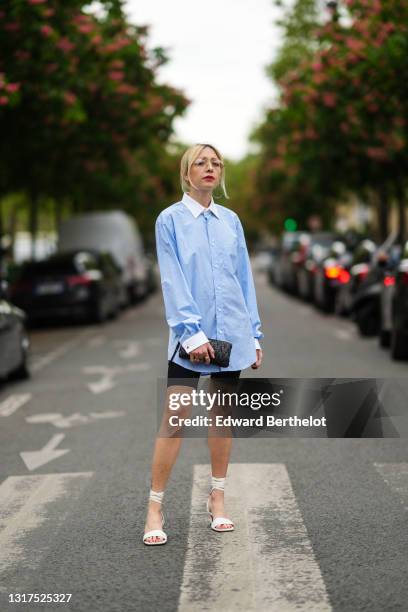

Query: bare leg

[207,377,236,528]
[144,384,194,543]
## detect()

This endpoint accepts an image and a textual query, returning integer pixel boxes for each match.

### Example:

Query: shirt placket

[203,211,224,340]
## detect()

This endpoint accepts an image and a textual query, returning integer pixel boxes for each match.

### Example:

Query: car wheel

[355,303,380,337]
[91,299,106,324]
[379,329,391,348]
[391,329,408,360]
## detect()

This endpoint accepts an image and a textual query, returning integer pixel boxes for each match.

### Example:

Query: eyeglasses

[192,158,224,169]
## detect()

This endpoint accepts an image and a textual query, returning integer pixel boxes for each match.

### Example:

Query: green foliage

[0,0,189,242]
[253,0,408,234]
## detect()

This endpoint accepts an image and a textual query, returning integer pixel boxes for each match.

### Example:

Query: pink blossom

[312,73,326,85]
[366,147,388,162]
[78,24,94,34]
[45,63,58,74]
[56,37,75,52]
[0,96,9,105]
[305,128,318,140]
[108,71,124,81]
[312,61,323,72]
[15,50,31,61]
[346,38,365,54]
[322,92,337,107]
[28,0,47,4]
[5,82,20,93]
[340,122,350,134]
[44,8,55,17]
[4,22,21,32]
[40,24,53,37]
[116,84,137,95]
[90,35,102,45]
[63,91,77,106]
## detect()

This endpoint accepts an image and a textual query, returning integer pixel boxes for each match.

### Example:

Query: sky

[124,0,283,160]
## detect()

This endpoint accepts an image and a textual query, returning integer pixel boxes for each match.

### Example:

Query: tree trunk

[395,180,406,245]
[29,193,39,260]
[377,184,389,243]
[54,199,62,232]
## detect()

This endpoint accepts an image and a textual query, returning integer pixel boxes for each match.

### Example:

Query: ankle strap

[211,476,226,492]
[149,489,164,504]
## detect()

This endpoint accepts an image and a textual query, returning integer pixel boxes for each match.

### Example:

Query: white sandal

[206,476,235,532]
[143,489,168,545]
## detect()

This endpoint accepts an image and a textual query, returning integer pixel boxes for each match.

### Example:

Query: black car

[334,239,377,318]
[378,244,402,348]
[313,241,353,312]
[0,280,30,381]
[294,232,336,300]
[10,250,123,325]
[390,241,408,360]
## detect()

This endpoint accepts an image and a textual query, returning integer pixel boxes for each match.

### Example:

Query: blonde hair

[180,143,229,199]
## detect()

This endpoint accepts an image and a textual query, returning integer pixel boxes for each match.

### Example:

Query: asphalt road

[0,271,407,612]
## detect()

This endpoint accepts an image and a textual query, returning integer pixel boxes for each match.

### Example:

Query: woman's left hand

[251,348,263,369]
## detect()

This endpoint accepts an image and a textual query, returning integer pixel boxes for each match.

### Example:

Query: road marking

[333,329,353,341]
[26,410,126,429]
[0,472,93,578]
[144,337,162,346]
[113,340,141,359]
[20,434,69,471]
[87,335,106,348]
[31,329,94,373]
[83,362,150,394]
[374,463,408,511]
[0,393,31,417]
[178,463,331,612]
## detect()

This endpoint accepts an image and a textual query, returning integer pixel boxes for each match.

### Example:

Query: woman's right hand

[189,342,215,364]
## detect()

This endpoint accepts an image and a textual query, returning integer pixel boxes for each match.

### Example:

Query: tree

[0,0,189,255]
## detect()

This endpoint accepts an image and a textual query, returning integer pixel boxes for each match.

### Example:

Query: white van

[57,211,149,305]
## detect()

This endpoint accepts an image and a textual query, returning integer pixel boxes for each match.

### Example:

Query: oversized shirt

[155,192,263,374]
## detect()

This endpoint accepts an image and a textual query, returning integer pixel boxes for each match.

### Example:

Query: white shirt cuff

[182,331,209,354]
[254,338,261,350]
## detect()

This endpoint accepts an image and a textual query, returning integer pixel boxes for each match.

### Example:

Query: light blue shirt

[155,192,263,374]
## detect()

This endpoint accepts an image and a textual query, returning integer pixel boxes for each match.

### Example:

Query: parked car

[390,241,408,360]
[0,280,30,381]
[313,241,353,312]
[270,231,303,289]
[352,234,399,337]
[378,244,401,348]
[334,239,377,317]
[9,250,123,325]
[57,211,151,305]
[296,233,337,302]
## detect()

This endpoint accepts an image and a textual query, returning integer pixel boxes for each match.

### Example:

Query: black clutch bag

[178,339,232,367]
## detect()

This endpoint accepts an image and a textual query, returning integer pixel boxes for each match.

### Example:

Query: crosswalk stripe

[178,464,331,612]
[0,473,93,577]
[374,463,408,510]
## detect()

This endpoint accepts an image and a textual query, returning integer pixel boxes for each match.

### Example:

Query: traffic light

[284,218,298,231]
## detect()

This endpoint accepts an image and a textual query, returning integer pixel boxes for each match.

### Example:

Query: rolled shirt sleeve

[155,215,209,353]
[235,214,264,346]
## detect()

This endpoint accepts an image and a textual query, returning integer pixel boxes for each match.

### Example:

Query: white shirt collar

[181,192,220,218]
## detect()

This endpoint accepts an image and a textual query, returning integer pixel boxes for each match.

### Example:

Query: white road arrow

[20,434,70,471]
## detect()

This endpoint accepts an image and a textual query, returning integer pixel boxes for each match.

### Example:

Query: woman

[143,143,263,545]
